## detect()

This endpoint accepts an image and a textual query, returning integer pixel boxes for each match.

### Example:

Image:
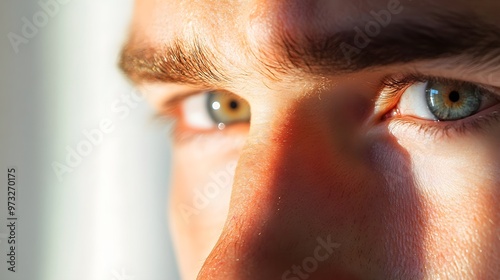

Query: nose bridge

[198,97,381,279]
[232,113,330,219]
[230,98,356,219]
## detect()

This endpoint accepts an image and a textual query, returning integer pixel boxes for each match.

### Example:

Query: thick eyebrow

[119,12,500,86]
[120,38,230,86]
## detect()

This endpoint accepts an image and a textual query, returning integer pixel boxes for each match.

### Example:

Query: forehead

[123,0,500,90]
[130,0,499,45]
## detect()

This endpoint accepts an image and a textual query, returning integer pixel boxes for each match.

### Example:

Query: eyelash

[389,110,500,139]
[379,73,500,138]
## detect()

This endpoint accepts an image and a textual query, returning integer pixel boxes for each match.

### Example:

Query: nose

[197,95,402,279]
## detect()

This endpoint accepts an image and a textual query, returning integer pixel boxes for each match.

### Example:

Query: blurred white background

[0,0,179,279]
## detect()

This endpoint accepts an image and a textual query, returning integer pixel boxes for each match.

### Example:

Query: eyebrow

[120,38,230,86]
[119,12,500,86]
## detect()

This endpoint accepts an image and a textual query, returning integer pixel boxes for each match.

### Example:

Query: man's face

[121,0,500,279]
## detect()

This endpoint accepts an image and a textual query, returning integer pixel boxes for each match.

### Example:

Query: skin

[122,0,500,279]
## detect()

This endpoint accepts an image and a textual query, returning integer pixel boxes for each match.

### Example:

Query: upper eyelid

[159,88,245,112]
[158,90,212,116]
[378,73,500,101]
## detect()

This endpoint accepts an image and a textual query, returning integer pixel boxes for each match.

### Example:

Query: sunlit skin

[121,0,500,279]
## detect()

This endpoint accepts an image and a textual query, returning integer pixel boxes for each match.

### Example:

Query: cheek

[169,132,245,278]
[391,128,500,276]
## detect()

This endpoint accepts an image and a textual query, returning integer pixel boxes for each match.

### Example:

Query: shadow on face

[198,93,427,279]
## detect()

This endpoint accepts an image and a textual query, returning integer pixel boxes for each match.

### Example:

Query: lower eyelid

[388,103,500,141]
[171,121,250,147]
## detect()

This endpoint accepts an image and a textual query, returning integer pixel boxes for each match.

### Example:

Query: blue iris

[425,80,481,121]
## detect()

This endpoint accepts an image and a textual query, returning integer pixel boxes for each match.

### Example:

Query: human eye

[175,90,251,132]
[379,74,500,137]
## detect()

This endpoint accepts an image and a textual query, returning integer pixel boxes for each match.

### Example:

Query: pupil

[229,100,239,110]
[449,91,460,103]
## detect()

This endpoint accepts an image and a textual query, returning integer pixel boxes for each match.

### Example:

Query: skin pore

[121,0,500,279]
